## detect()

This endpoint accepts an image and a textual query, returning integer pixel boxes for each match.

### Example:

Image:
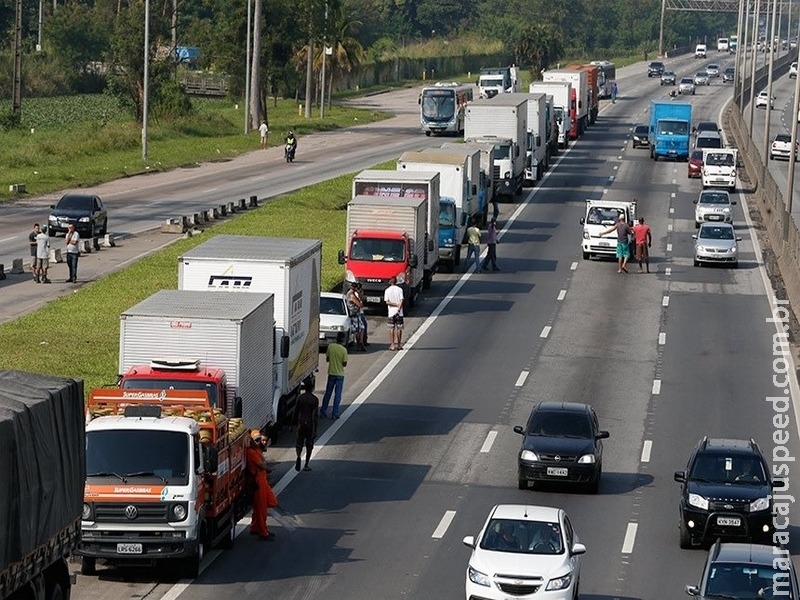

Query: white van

[695,44,707,58]
[717,38,729,52]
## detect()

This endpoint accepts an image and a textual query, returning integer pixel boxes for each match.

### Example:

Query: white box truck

[542,68,588,136]
[119,289,276,432]
[504,92,548,184]
[530,81,573,149]
[465,95,527,200]
[352,169,440,286]
[177,236,321,433]
[339,196,427,309]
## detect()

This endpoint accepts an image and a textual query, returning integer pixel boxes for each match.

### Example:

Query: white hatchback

[463,504,586,600]
[319,292,355,347]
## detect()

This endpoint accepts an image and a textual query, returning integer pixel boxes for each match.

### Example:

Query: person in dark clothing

[293,381,319,471]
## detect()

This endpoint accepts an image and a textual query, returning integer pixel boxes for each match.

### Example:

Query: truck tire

[454,245,461,267]
[80,556,96,576]
[181,539,204,579]
[422,270,432,290]
[582,251,590,260]
[220,514,236,550]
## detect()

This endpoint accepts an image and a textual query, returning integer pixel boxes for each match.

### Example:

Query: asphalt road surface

[11,56,800,600]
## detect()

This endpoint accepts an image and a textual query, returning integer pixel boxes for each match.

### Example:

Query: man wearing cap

[246,430,277,540]
[293,381,319,471]
[600,212,633,274]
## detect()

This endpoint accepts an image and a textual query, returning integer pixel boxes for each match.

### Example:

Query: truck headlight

[82,503,93,521]
[583,230,590,240]
[441,237,453,246]
[688,493,709,510]
[170,503,188,522]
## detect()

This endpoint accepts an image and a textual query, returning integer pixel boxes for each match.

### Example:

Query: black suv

[514,402,609,493]
[48,193,108,238]
[686,541,799,599]
[674,437,773,549]
[647,61,665,77]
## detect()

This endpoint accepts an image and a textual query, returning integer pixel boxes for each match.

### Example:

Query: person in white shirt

[258,120,269,149]
[383,276,405,351]
[35,226,51,284]
[64,223,80,283]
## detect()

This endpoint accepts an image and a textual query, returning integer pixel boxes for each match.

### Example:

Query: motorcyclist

[285,130,297,161]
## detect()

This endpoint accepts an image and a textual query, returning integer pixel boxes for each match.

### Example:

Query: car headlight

[722,207,731,213]
[583,230,590,240]
[688,493,709,510]
[82,503,93,521]
[48,215,57,222]
[696,245,707,252]
[750,497,770,512]
[170,503,188,522]
[468,565,491,587]
[520,450,539,461]
[729,246,737,253]
[546,573,573,591]
[578,454,596,464]
[78,216,90,222]
[333,325,345,332]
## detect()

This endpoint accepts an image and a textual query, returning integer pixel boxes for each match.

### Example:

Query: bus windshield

[421,90,456,122]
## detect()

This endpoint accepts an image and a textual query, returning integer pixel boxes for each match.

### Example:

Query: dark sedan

[632,125,649,148]
[48,193,108,238]
[514,402,609,493]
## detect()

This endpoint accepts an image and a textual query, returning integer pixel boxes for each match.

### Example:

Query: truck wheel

[182,540,204,579]
[536,163,543,181]
[425,131,431,137]
[454,245,461,267]
[80,556,96,576]
[445,260,454,273]
[422,271,431,290]
[220,514,236,550]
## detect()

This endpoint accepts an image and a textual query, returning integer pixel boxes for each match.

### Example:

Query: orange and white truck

[77,388,250,578]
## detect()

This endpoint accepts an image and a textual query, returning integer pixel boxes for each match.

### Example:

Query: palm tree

[321,3,365,108]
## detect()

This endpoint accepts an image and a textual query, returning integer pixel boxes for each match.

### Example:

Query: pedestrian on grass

[320,331,348,419]
[293,381,319,471]
[481,218,500,271]
[35,226,51,284]
[64,223,80,283]
[632,217,653,273]
[383,276,404,351]
[601,213,632,274]
[246,430,277,541]
[464,218,481,273]
[259,120,269,149]
[29,223,40,278]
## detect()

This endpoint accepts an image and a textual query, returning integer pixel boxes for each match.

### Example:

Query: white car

[319,292,355,347]
[770,133,797,160]
[694,189,736,228]
[694,71,710,86]
[679,78,696,95]
[463,504,586,600]
[790,62,798,79]
[693,223,741,268]
[755,90,775,109]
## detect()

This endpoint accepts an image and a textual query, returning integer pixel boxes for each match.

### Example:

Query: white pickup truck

[702,148,737,192]
[580,199,637,260]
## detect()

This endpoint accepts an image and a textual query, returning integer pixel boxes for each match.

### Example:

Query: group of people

[601,209,652,274]
[464,217,501,273]
[28,221,81,284]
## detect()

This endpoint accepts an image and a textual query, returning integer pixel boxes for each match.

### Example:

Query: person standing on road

[464,218,481,273]
[293,381,319,471]
[384,275,404,351]
[29,223,40,278]
[247,430,277,541]
[601,213,632,274]
[355,283,369,347]
[481,218,500,271]
[64,223,80,283]
[259,120,269,149]
[320,331,348,419]
[346,281,366,351]
[632,216,653,273]
[35,226,51,284]
[611,81,618,104]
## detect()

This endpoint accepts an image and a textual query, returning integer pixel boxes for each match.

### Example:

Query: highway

[22,52,800,599]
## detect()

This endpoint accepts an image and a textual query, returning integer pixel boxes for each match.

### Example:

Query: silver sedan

[679,78,696,95]
[694,71,710,85]
[693,223,741,268]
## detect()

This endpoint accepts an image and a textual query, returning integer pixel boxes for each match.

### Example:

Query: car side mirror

[674,470,687,483]
[579,217,586,225]
[338,249,346,264]
[462,535,476,549]
[513,425,525,436]
[692,234,697,240]
[692,200,698,204]
[596,430,610,440]
[731,201,737,205]
[736,237,743,241]
[685,584,700,596]
[571,543,586,556]
[50,204,56,209]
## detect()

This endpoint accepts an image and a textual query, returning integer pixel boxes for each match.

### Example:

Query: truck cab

[478,66,520,98]
[702,148,737,192]
[580,199,637,260]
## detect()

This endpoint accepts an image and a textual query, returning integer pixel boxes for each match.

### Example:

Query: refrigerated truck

[530,81,573,149]
[543,68,588,136]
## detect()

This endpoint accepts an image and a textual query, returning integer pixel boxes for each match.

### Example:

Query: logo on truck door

[206,275,253,289]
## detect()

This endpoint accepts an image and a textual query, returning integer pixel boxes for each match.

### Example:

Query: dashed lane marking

[480,431,498,453]
[432,510,457,539]
[621,523,638,554]
[641,441,653,463]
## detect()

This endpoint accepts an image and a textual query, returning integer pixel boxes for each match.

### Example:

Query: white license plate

[117,543,143,554]
[708,215,722,220]
[546,467,569,477]
[367,296,381,303]
[598,241,610,247]
[716,517,741,527]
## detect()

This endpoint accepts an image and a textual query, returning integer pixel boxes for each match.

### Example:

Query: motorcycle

[284,142,296,163]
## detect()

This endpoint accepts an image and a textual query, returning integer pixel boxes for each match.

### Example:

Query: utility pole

[659,0,666,57]
[142,0,150,161]
[762,0,779,184]
[305,38,313,118]
[250,0,263,129]
[320,1,328,118]
[12,0,22,120]
[244,0,252,134]
[785,14,800,241]
[748,0,762,137]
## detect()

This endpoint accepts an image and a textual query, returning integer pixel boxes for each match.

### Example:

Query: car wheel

[679,519,693,549]
[518,477,528,490]
[582,251,590,260]
[587,468,601,494]
[101,220,108,236]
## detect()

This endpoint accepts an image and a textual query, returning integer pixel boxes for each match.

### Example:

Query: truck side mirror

[233,396,243,418]
[535,134,541,147]
[472,184,477,195]
[515,145,520,157]
[337,249,346,264]
[205,446,219,472]
[428,239,434,252]
[281,334,290,358]
[410,255,419,268]
[580,217,586,224]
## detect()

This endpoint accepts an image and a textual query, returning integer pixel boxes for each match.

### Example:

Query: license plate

[117,543,143,554]
[717,516,741,527]
[546,467,568,477]
[367,296,381,303]
[599,241,610,246]
[709,215,722,220]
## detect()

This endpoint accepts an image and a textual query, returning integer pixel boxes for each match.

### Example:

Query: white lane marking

[641,440,653,463]
[666,243,673,252]
[432,510,457,539]
[652,380,662,395]
[481,431,498,453]
[515,371,529,387]
[658,332,666,345]
[557,289,567,301]
[669,207,675,214]
[571,262,578,271]
[667,223,673,232]
[0,236,17,243]
[671,192,676,199]
[540,326,552,338]
[603,188,609,194]
[621,523,638,554]
[662,295,670,306]
[201,187,219,193]
[665,267,672,276]
[614,165,619,171]
[672,178,676,184]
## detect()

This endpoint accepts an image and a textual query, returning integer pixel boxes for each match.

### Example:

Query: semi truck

[543,68,588,136]
[338,195,427,308]
[79,386,250,578]
[529,81,573,149]
[1,370,85,600]
[464,95,527,200]
[477,65,520,98]
[352,169,441,285]
[579,198,637,260]
[649,100,692,161]
[178,235,321,432]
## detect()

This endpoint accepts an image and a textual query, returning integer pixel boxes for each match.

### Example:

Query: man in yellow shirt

[464,218,481,273]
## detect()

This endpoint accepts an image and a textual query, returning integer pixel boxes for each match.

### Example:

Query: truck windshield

[657,120,689,136]
[86,429,190,484]
[120,378,219,408]
[705,153,734,167]
[421,90,455,122]
[493,143,512,160]
[586,207,624,225]
[439,202,456,227]
[481,77,504,87]
[350,238,406,262]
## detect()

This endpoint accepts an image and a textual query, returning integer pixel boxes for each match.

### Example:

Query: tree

[513,22,564,77]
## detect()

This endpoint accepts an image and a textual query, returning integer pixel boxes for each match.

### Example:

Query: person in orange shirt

[246,430,278,540]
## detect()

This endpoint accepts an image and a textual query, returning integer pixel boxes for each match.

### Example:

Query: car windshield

[586,206,624,225]
[699,192,730,205]
[658,120,689,135]
[705,153,734,167]
[705,562,794,598]
[57,195,93,210]
[681,79,694,85]
[350,238,406,262]
[691,151,704,162]
[697,123,718,133]
[634,126,648,135]
[529,411,592,438]
[697,72,708,77]
[480,519,564,555]
[775,135,791,143]
[320,296,346,316]
[690,454,766,483]
[696,137,722,149]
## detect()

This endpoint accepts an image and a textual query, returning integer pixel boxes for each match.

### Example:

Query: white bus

[590,60,616,99]
[419,82,474,136]
[717,37,729,52]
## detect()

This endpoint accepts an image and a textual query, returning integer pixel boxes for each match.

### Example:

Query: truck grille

[94,502,170,523]
[493,165,500,180]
